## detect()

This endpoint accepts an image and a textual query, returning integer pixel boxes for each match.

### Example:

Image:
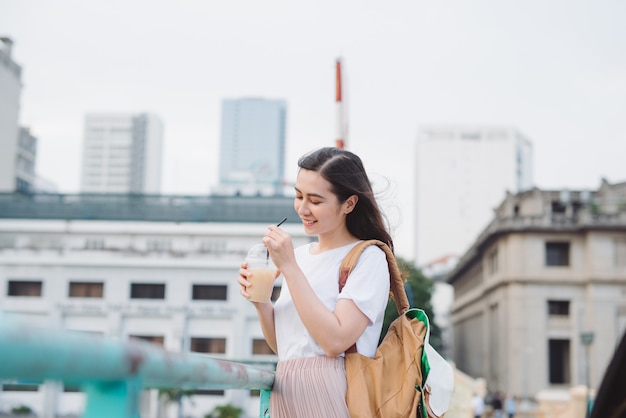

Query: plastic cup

[244,244,277,303]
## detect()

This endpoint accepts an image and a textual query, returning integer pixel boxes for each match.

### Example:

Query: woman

[238,147,393,417]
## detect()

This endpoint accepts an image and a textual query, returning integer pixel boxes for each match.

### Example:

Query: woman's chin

[302,223,316,233]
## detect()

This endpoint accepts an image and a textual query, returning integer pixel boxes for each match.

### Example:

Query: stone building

[447,179,626,401]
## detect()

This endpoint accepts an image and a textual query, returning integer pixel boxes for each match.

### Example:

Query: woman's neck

[314,233,359,254]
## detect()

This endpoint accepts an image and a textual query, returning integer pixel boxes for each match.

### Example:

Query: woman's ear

[344,195,359,214]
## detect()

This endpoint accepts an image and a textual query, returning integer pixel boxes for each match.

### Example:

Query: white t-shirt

[274,241,390,360]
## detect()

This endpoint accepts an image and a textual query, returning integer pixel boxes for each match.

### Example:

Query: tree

[11,405,33,415]
[205,404,244,418]
[380,256,443,351]
[157,388,195,418]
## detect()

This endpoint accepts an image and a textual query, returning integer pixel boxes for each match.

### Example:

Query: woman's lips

[301,218,316,227]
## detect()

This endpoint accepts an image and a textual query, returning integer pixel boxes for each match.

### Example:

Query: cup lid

[246,243,270,261]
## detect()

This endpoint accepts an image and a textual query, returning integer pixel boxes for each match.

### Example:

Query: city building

[0,38,54,194]
[446,179,626,401]
[216,98,287,196]
[0,193,306,418]
[80,113,163,194]
[0,37,23,192]
[415,125,533,266]
[15,127,38,192]
[421,254,459,359]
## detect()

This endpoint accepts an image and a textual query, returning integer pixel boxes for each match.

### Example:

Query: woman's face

[294,169,351,238]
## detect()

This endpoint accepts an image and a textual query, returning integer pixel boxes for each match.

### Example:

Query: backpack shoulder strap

[338,239,409,315]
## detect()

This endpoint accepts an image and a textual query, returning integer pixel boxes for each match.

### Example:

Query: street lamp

[580,331,594,418]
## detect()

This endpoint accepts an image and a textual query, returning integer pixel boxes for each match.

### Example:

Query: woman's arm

[282,263,370,357]
[263,227,371,357]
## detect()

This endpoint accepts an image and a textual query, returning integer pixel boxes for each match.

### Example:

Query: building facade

[15,127,38,192]
[415,125,533,266]
[80,113,163,194]
[0,37,22,193]
[0,193,305,418]
[447,179,626,401]
[217,98,286,196]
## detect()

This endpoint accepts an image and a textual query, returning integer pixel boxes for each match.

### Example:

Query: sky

[1,0,625,260]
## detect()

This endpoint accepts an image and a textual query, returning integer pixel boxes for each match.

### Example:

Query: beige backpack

[339,240,454,418]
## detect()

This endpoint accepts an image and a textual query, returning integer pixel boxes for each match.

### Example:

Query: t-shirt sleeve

[337,245,390,324]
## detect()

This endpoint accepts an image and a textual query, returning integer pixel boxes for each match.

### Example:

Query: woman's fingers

[238,265,252,298]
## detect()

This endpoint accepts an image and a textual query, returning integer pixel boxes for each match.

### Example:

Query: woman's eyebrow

[294,187,325,199]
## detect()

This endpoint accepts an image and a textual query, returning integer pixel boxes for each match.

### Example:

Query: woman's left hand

[262,225,296,271]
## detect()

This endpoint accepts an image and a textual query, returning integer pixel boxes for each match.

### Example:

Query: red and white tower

[335,58,347,149]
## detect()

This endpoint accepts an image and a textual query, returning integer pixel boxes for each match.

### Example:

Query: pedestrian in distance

[472,393,485,418]
[492,392,504,418]
[238,147,394,417]
[505,393,517,418]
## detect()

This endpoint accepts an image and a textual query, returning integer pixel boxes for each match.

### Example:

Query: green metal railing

[0,318,275,417]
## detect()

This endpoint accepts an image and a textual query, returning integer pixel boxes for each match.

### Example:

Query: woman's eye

[311,201,321,205]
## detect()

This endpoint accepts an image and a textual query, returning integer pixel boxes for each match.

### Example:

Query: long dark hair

[298,147,394,252]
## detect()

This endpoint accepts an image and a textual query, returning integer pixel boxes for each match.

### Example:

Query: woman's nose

[297,201,310,215]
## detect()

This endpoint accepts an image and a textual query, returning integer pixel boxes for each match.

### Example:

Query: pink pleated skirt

[270,356,350,418]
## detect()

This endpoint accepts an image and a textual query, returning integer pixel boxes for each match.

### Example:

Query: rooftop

[446,180,626,283]
[0,192,299,224]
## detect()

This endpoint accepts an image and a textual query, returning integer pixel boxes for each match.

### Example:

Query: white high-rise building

[415,125,533,266]
[216,98,286,196]
[80,113,163,194]
[0,37,22,192]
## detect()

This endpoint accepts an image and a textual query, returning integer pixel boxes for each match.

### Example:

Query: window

[129,335,164,346]
[8,280,42,297]
[192,285,227,301]
[2,384,39,392]
[69,282,104,298]
[0,236,16,249]
[548,300,570,316]
[616,239,626,267]
[190,337,226,354]
[487,250,498,275]
[551,201,566,214]
[548,339,570,384]
[460,132,481,140]
[147,240,171,252]
[85,239,105,250]
[193,389,225,396]
[252,338,274,355]
[130,283,165,299]
[546,242,570,266]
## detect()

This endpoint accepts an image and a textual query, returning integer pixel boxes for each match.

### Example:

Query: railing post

[260,388,271,418]
[82,377,143,418]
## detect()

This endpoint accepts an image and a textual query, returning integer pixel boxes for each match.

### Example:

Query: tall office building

[80,113,163,194]
[217,98,286,196]
[415,125,533,266]
[0,37,23,192]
